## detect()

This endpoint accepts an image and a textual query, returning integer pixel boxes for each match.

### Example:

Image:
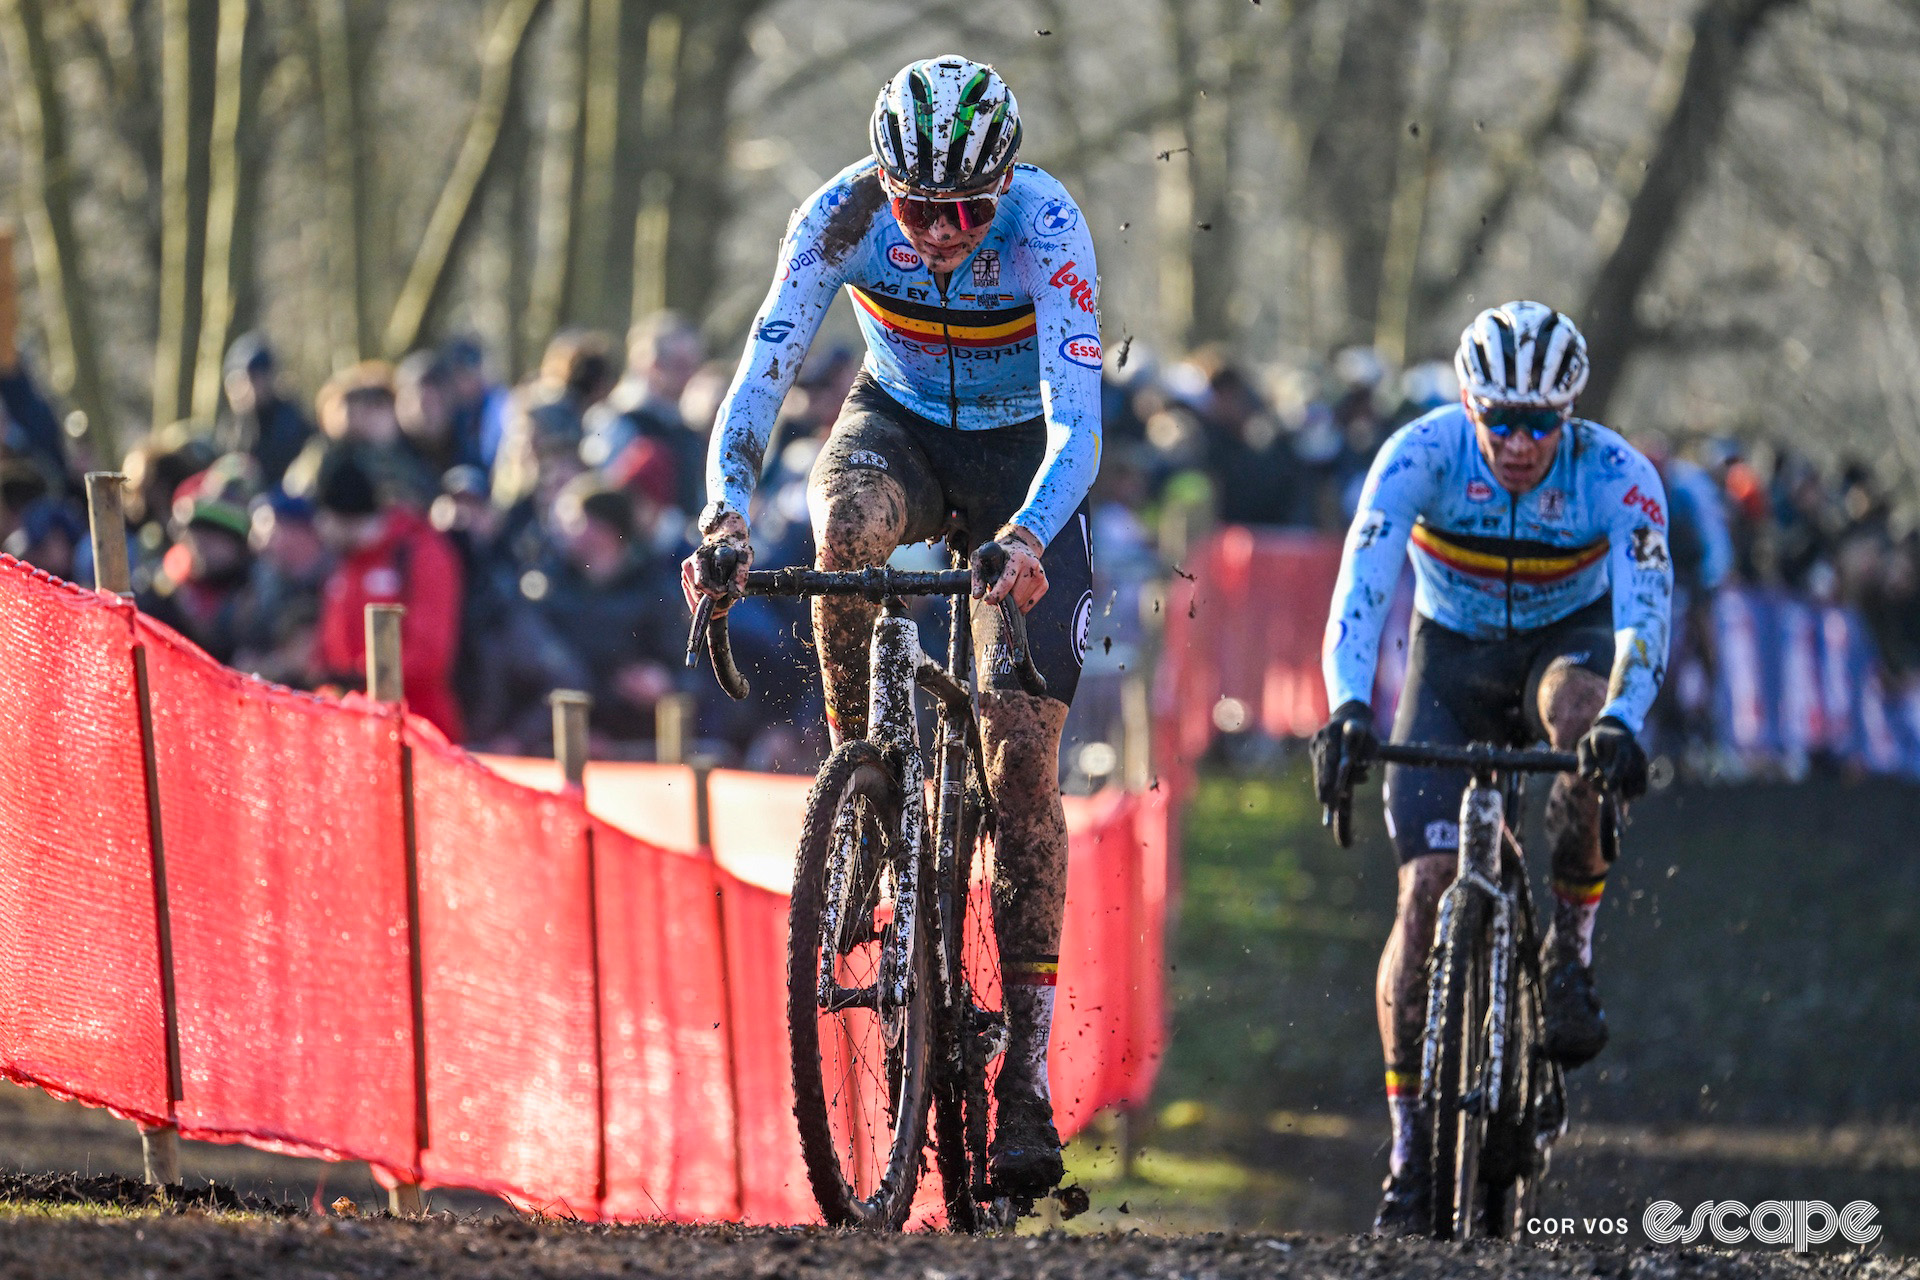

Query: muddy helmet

[870,56,1022,195]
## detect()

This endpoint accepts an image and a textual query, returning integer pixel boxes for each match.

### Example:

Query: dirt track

[0,1206,1909,1280]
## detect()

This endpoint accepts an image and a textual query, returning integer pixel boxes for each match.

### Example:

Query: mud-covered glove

[1577,716,1647,799]
[1310,700,1376,809]
[681,508,752,613]
[972,524,1050,613]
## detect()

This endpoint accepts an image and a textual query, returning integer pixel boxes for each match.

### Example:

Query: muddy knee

[809,470,908,571]
[1537,663,1607,750]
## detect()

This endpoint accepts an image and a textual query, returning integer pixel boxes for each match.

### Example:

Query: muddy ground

[0,770,1913,1276]
[0,1195,1910,1280]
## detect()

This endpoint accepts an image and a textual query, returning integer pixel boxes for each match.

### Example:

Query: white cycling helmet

[1453,301,1590,410]
[870,56,1022,195]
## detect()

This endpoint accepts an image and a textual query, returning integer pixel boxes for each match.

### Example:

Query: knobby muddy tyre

[931,765,1005,1232]
[1426,891,1490,1240]
[788,741,933,1230]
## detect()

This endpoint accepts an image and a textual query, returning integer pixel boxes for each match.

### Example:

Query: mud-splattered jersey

[705,158,1102,549]
[1323,404,1674,732]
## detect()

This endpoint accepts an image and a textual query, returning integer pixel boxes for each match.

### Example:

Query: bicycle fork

[864,607,934,1012]
[1422,778,1514,1118]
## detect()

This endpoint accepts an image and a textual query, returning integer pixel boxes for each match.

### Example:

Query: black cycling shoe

[1373,1107,1432,1236]
[1541,926,1608,1067]
[988,1092,1065,1196]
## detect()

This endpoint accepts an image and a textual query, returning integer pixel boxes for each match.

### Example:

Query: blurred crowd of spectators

[1,327,1915,773]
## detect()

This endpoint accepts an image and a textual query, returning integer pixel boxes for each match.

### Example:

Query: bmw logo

[1032,198,1080,238]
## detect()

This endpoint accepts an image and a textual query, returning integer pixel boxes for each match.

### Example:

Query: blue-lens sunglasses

[1471,400,1566,440]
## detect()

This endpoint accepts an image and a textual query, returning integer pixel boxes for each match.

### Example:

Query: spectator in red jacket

[312,444,465,741]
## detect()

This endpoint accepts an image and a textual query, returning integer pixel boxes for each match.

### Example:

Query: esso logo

[1467,479,1494,503]
[887,244,922,271]
[1059,334,1102,370]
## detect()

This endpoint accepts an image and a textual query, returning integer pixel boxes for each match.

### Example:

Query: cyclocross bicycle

[688,535,1081,1231]
[1326,739,1620,1240]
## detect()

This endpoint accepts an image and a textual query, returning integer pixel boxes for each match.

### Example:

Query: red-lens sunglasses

[889,192,1001,234]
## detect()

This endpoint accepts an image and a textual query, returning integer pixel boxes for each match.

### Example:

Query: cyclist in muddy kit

[683,55,1101,1197]
[1310,303,1673,1234]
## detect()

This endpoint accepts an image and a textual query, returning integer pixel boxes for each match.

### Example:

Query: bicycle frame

[1421,776,1514,1121]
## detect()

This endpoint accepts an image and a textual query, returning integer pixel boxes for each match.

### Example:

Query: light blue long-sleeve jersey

[705,158,1103,549]
[1323,405,1674,733]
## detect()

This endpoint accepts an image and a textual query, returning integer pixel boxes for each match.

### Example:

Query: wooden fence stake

[87,472,183,1189]
[654,691,694,765]
[551,690,606,1205]
[367,605,427,1217]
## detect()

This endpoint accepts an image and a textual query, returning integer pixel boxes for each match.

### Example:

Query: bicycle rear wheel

[1425,888,1491,1239]
[930,753,1010,1232]
[788,741,932,1229]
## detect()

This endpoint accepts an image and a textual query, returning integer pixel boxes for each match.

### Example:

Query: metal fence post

[86,472,184,1190]
[367,605,427,1217]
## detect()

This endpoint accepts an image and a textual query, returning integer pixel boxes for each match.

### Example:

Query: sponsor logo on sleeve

[971,249,1000,287]
[1630,526,1670,572]
[777,246,823,281]
[1032,197,1080,237]
[1467,479,1494,503]
[1058,334,1102,369]
[1048,260,1097,313]
[847,449,890,472]
[756,319,795,343]
[887,243,923,271]
[1355,509,1392,549]
[1622,483,1665,525]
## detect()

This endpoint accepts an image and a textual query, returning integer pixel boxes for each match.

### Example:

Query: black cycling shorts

[1383,594,1613,864]
[810,373,1093,707]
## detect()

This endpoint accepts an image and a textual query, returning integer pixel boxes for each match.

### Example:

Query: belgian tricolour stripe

[850,287,1036,349]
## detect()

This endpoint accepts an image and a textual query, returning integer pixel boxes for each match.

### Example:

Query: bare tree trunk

[190,0,249,419]
[1579,0,1797,417]
[628,9,678,325]
[523,0,586,366]
[153,0,218,426]
[1302,0,1425,348]
[382,0,552,358]
[311,0,366,366]
[563,0,622,331]
[1413,0,1594,327]
[1,0,115,454]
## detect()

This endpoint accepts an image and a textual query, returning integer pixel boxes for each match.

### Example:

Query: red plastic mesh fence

[407,726,600,1212]
[0,554,1173,1222]
[0,563,167,1122]
[137,614,418,1168]
[592,818,740,1222]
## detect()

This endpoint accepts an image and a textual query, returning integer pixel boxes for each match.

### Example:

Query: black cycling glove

[1310,700,1377,808]
[1577,716,1648,799]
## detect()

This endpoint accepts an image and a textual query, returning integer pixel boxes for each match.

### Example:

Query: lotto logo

[1048,261,1096,313]
[1059,334,1102,369]
[887,243,922,271]
[1622,483,1665,525]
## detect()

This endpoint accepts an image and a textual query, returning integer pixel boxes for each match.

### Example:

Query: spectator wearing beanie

[138,457,258,663]
[312,444,465,741]
[217,333,314,491]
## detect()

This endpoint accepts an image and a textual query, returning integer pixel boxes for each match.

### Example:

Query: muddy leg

[1378,853,1450,1173]
[806,468,908,745]
[979,690,1070,1102]
[1539,663,1608,963]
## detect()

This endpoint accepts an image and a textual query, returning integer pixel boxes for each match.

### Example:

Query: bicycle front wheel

[788,741,933,1229]
[1426,888,1491,1240]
